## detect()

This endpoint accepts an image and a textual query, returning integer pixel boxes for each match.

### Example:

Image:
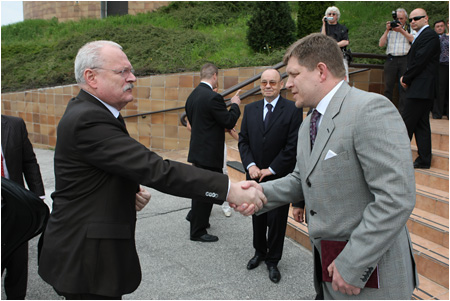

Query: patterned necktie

[310,109,321,150]
[264,103,273,130]
[1,153,5,177]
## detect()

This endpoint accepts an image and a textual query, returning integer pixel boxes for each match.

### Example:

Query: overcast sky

[1,1,24,26]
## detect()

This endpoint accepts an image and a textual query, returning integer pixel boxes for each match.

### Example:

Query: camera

[390,10,401,28]
[324,16,334,22]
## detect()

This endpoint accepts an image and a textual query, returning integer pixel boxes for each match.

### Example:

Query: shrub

[246,2,296,53]
[297,1,334,38]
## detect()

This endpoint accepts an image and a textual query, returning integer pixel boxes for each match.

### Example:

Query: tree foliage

[246,2,296,53]
[297,1,334,38]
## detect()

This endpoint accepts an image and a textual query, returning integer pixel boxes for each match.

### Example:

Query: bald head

[410,8,429,31]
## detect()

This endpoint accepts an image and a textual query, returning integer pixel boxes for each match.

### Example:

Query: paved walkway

[2,148,316,300]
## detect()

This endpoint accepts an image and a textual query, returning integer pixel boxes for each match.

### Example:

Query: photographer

[379,8,415,114]
[321,6,350,81]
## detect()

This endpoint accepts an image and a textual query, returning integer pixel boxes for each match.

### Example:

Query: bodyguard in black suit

[1,115,45,299]
[185,63,241,242]
[400,8,440,169]
[37,41,265,299]
[239,69,302,283]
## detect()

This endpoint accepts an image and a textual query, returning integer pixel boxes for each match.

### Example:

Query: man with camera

[379,8,415,114]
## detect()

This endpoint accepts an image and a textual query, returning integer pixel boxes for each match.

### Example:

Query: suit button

[306,179,311,187]
[310,210,317,216]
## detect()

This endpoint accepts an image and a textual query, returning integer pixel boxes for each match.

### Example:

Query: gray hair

[200,63,218,80]
[325,6,341,21]
[74,40,122,84]
[396,8,408,19]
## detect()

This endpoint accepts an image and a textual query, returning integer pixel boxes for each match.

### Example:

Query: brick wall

[0,67,385,151]
[23,1,170,22]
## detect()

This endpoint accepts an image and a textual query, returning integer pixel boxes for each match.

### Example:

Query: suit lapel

[1,117,10,156]
[265,97,285,133]
[305,83,351,179]
[255,100,265,135]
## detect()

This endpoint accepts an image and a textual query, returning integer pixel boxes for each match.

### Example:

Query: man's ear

[317,62,328,82]
[84,69,98,89]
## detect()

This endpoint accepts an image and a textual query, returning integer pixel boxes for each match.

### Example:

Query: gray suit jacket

[260,82,418,299]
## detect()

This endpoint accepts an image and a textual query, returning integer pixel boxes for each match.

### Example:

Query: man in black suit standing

[238,69,303,283]
[37,41,266,300]
[1,114,45,299]
[400,8,440,169]
[185,63,241,242]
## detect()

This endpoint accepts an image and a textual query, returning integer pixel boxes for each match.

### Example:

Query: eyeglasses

[327,13,336,16]
[260,81,279,87]
[409,15,425,22]
[92,67,135,77]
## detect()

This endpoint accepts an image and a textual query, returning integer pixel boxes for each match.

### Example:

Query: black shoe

[413,162,430,169]
[185,213,210,228]
[247,255,265,270]
[190,234,218,242]
[268,266,281,283]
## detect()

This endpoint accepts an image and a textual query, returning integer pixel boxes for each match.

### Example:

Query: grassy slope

[1,1,448,92]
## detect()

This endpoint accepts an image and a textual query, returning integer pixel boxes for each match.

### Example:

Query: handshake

[226,181,267,216]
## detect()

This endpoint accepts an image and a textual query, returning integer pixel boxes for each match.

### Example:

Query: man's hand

[135,186,151,211]
[230,89,241,105]
[327,260,361,296]
[400,76,408,89]
[258,168,273,182]
[227,180,266,215]
[292,207,304,223]
[248,165,261,180]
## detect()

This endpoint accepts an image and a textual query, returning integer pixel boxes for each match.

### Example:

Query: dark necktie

[1,153,5,177]
[117,114,126,127]
[264,103,273,130]
[310,109,321,150]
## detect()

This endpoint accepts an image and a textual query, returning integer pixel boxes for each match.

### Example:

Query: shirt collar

[413,24,429,43]
[201,81,213,90]
[83,89,120,118]
[315,80,345,116]
[264,95,280,108]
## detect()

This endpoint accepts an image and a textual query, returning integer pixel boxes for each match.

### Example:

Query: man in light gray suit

[241,33,418,299]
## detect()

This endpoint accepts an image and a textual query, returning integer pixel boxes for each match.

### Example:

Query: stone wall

[23,1,170,23]
[0,66,385,151]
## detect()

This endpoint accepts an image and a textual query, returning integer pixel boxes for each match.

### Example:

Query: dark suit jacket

[1,115,45,196]
[185,83,240,169]
[403,26,440,99]
[38,90,229,297]
[238,97,302,181]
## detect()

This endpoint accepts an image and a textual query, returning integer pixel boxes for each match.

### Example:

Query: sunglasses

[260,81,279,88]
[409,15,425,22]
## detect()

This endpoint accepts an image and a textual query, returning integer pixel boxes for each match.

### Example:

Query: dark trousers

[189,164,222,238]
[2,242,28,300]
[55,289,121,300]
[402,97,433,165]
[433,64,449,119]
[383,55,408,114]
[252,203,290,267]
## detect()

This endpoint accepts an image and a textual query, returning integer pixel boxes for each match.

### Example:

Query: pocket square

[324,150,337,160]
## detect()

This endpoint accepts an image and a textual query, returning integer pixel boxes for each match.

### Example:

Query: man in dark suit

[238,69,302,283]
[1,114,45,299]
[37,41,266,300]
[185,63,241,242]
[400,8,440,169]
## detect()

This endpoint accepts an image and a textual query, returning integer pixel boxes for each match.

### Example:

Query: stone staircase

[159,118,448,299]
[224,118,449,300]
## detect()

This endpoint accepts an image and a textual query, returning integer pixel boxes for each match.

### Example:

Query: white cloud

[1,1,24,26]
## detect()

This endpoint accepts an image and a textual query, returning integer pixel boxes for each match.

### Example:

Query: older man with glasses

[379,8,415,114]
[400,8,440,169]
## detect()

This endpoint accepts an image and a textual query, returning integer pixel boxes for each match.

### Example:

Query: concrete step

[414,167,449,191]
[412,147,449,171]
[412,132,449,152]
[413,275,449,300]
[226,139,241,162]
[407,208,448,248]
[415,184,448,218]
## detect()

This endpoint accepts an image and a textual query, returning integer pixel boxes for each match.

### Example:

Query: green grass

[1,1,448,92]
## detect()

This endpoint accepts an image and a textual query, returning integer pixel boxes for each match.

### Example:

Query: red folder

[321,240,379,289]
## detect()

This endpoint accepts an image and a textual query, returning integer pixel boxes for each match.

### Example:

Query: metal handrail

[124,52,386,122]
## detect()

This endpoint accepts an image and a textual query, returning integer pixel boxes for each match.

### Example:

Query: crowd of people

[1,5,448,300]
